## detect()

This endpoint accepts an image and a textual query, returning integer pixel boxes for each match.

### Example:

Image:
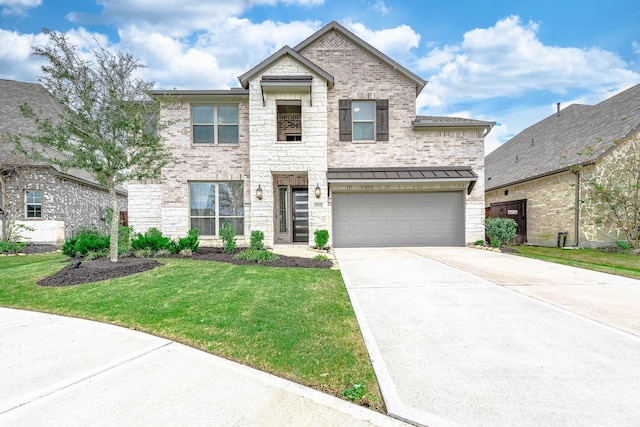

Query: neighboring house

[129,21,494,248]
[485,83,640,247]
[0,79,127,245]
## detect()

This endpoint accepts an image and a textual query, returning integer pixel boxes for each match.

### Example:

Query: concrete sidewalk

[0,307,407,427]
[336,247,640,427]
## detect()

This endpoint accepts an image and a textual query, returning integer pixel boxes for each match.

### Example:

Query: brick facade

[1,167,127,244]
[301,32,486,243]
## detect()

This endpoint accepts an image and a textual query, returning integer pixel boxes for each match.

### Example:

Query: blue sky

[1,0,639,153]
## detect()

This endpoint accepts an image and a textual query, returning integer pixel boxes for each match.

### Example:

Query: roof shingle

[485,84,640,190]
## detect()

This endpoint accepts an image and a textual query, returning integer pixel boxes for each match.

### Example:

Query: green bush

[235,249,279,263]
[484,217,517,247]
[220,222,237,253]
[250,230,265,250]
[173,229,200,253]
[314,229,329,250]
[616,240,632,252]
[131,227,171,252]
[63,228,110,256]
[0,240,27,254]
[313,254,329,261]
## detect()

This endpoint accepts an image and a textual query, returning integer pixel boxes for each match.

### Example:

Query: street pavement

[0,307,407,427]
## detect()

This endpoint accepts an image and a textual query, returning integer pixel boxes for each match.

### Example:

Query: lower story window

[26,190,42,218]
[190,182,244,236]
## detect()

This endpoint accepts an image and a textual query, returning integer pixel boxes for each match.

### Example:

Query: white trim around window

[25,189,42,218]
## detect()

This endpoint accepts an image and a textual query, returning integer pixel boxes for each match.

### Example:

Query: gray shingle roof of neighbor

[0,79,127,195]
[327,167,478,194]
[485,83,640,191]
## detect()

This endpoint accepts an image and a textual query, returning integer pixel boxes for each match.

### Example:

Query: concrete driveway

[335,247,640,427]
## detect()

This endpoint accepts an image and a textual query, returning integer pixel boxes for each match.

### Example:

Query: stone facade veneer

[486,171,577,247]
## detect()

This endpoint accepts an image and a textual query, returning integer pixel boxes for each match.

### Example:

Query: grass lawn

[0,253,383,410]
[513,245,640,279]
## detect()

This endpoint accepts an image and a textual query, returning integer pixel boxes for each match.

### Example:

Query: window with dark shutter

[376,99,389,141]
[339,99,352,141]
[339,99,389,142]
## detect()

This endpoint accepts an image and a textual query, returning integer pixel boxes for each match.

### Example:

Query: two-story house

[128,21,494,248]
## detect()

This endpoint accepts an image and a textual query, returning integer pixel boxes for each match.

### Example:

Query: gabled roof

[294,21,427,95]
[0,79,126,195]
[485,84,640,191]
[238,46,334,89]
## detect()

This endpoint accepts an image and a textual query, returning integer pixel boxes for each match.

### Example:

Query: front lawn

[513,246,640,279]
[0,253,383,410]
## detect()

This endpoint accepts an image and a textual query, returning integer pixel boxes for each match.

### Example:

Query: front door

[292,188,309,242]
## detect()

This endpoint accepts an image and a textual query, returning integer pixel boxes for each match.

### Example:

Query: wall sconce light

[256,185,263,200]
[315,183,321,199]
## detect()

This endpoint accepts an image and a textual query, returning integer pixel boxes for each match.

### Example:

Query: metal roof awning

[260,75,313,106]
[327,167,479,194]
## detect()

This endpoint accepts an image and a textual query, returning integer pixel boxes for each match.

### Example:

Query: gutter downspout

[574,171,580,247]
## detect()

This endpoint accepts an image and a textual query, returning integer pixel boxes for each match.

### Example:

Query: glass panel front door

[292,188,309,242]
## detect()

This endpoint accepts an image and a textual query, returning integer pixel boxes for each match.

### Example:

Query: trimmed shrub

[484,217,517,247]
[314,229,329,250]
[63,228,110,256]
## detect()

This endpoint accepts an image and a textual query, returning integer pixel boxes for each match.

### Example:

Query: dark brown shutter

[339,99,352,141]
[376,99,389,141]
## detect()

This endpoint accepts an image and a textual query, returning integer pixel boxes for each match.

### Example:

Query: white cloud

[0,29,47,81]
[117,19,321,89]
[343,20,420,61]
[370,0,389,15]
[0,0,41,16]
[420,16,640,106]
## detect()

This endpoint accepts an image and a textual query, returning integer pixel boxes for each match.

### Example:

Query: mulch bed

[38,258,162,287]
[190,247,334,268]
[36,247,332,287]
[18,243,60,254]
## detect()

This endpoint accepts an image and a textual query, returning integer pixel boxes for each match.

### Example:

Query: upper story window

[192,105,239,144]
[339,99,389,142]
[352,101,375,141]
[25,190,42,218]
[277,101,302,142]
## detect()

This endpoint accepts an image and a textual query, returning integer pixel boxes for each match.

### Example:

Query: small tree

[484,217,517,247]
[3,29,177,262]
[579,133,640,247]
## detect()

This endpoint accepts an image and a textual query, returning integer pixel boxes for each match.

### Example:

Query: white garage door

[332,192,464,247]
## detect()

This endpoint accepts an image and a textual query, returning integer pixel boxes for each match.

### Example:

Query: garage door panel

[333,192,463,247]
